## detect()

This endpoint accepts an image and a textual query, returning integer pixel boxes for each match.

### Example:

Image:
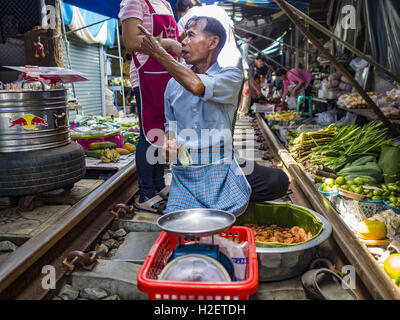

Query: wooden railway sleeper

[62,250,97,272]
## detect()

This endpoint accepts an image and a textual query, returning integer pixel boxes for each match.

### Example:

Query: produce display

[308,122,393,171]
[287,125,338,162]
[84,141,136,163]
[245,224,313,244]
[71,115,140,146]
[319,72,353,100]
[367,210,400,239]
[262,82,400,289]
[374,87,400,119]
[338,92,383,109]
[384,254,400,281]
[266,111,301,121]
[355,220,387,240]
[381,181,400,209]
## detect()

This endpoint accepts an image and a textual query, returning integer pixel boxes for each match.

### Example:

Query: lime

[347,180,355,186]
[372,196,382,201]
[384,254,400,280]
[390,196,397,203]
[341,185,349,191]
[373,190,383,196]
[354,177,364,186]
[322,186,331,193]
[351,184,359,192]
[335,176,346,186]
[382,184,388,191]
[388,185,398,192]
[325,178,335,187]
[354,186,363,194]
[383,190,391,197]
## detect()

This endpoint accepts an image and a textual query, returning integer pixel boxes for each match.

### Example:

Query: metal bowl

[157,208,236,237]
[255,204,332,282]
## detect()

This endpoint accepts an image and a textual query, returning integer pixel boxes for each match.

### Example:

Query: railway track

[0,112,398,300]
[0,160,138,300]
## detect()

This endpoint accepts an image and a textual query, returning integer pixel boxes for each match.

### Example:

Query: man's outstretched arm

[137,25,205,96]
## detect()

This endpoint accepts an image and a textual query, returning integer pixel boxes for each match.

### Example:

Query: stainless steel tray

[157,208,236,237]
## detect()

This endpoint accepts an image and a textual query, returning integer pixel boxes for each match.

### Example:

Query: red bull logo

[9,114,48,130]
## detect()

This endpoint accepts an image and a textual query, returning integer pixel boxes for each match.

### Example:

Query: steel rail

[0,160,137,296]
[256,113,400,300]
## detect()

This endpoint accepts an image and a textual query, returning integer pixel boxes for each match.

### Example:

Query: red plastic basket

[72,133,123,151]
[137,226,258,300]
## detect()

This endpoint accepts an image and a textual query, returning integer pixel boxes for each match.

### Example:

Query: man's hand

[160,39,182,57]
[162,139,179,163]
[137,24,163,57]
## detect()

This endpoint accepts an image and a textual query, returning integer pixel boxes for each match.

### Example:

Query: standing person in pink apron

[119,0,181,213]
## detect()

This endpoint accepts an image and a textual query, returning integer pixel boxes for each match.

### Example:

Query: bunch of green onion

[309,121,394,171]
[288,125,338,162]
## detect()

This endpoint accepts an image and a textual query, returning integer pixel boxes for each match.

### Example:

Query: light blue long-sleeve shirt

[164,62,243,156]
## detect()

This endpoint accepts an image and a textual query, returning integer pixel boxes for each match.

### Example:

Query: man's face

[254,59,264,68]
[278,75,286,81]
[182,20,216,65]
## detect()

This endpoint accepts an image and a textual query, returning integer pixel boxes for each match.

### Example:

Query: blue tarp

[224,0,311,12]
[62,0,180,19]
[62,0,311,19]
[61,0,117,46]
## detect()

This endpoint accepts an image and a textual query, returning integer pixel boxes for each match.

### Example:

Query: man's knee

[250,167,289,202]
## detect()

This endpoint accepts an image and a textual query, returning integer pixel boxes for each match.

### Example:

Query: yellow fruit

[355,220,387,240]
[116,148,130,155]
[123,143,136,153]
[384,254,400,280]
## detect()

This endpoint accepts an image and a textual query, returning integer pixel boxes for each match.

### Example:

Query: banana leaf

[236,202,323,248]
[378,145,400,183]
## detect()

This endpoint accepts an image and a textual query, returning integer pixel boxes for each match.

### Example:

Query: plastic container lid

[159,254,231,282]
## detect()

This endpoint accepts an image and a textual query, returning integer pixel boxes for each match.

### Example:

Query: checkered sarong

[165,158,251,217]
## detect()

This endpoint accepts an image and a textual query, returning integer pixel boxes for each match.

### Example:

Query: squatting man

[137,16,289,215]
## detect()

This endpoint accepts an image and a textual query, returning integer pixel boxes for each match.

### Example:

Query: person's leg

[133,87,158,202]
[152,147,166,192]
[305,80,314,96]
[241,160,290,202]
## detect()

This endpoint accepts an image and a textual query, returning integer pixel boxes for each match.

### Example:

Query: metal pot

[256,208,332,282]
[0,89,70,152]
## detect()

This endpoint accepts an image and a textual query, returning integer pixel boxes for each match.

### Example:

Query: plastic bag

[349,57,370,72]
[315,111,336,126]
[200,235,249,281]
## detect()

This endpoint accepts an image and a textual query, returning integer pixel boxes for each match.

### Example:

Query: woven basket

[358,200,385,218]
[339,188,366,201]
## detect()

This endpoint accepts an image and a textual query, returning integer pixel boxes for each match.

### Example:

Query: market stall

[230,0,400,298]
